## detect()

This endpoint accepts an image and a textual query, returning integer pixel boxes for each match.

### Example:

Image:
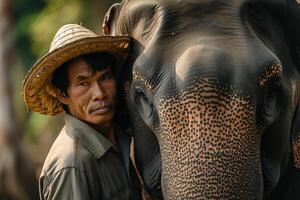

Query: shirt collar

[64,114,117,159]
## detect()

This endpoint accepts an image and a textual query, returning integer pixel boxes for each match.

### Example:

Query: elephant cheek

[293,138,300,169]
[157,79,262,199]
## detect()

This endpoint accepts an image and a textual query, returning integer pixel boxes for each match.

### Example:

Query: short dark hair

[51,52,116,111]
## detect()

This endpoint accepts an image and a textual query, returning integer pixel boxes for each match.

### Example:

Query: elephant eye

[135,84,154,119]
[132,83,160,131]
[257,80,284,127]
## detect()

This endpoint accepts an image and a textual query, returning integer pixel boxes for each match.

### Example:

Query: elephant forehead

[157,79,261,199]
[175,44,219,82]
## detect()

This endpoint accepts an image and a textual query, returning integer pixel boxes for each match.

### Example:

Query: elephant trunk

[156,78,263,199]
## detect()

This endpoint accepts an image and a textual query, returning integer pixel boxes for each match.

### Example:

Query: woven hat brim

[22,36,132,115]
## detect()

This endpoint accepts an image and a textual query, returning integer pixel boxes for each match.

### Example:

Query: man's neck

[88,121,117,145]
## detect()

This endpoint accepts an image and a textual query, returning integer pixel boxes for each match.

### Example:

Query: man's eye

[79,81,88,86]
[102,74,113,81]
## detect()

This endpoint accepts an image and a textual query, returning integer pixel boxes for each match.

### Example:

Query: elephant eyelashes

[134,83,160,130]
[134,84,154,118]
[257,83,283,127]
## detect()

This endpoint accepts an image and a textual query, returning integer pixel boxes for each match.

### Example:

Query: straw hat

[22,24,132,116]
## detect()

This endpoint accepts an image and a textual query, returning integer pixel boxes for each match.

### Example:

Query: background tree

[0,0,38,199]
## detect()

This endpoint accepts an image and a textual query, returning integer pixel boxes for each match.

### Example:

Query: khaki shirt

[39,114,142,200]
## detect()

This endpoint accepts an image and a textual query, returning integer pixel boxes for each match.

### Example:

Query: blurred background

[0,0,119,199]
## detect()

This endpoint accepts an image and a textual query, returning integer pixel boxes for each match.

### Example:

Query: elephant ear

[291,0,300,170]
[292,103,300,169]
[102,3,121,35]
[271,103,300,200]
[296,1,300,74]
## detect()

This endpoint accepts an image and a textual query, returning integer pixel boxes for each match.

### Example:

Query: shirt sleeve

[40,168,90,200]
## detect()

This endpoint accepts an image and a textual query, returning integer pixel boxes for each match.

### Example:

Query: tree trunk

[0,1,38,199]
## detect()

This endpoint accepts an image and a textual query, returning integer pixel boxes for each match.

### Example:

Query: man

[22,24,142,200]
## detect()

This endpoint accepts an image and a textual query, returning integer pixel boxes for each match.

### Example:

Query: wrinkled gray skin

[103,0,300,199]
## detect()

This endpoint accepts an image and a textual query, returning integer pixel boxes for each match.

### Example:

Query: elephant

[103,0,300,199]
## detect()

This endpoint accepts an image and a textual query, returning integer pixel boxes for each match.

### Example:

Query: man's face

[61,58,117,126]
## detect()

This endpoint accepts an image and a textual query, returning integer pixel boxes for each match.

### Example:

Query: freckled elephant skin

[104,0,300,199]
[158,80,261,199]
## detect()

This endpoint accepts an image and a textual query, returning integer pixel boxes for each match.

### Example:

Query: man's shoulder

[40,126,94,178]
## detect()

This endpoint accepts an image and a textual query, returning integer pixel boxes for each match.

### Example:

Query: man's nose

[91,82,105,101]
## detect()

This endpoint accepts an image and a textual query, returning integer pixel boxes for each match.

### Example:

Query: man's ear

[102,3,121,35]
[56,90,69,106]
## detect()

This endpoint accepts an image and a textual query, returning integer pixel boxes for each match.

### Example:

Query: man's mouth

[90,104,112,115]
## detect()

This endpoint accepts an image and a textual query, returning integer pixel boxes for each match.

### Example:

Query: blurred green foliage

[15,0,120,67]
[14,0,46,69]
[30,0,82,57]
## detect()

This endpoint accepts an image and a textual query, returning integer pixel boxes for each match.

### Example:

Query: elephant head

[103,0,300,199]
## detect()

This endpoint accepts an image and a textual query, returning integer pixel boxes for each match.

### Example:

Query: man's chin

[88,113,114,125]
